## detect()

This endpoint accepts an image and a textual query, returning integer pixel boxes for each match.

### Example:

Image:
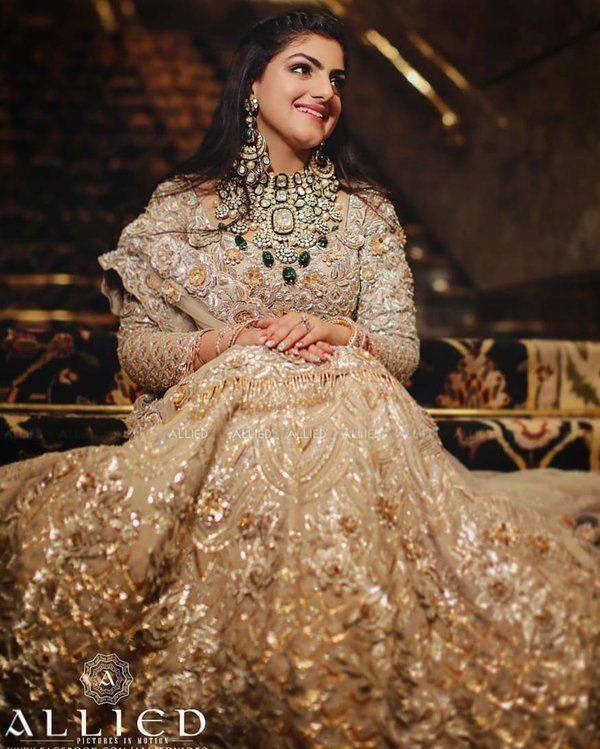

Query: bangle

[224,326,238,350]
[352,323,367,348]
[328,316,357,346]
[186,328,213,374]
[229,318,257,347]
[215,327,229,357]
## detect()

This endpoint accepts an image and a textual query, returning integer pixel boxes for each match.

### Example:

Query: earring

[314,138,328,169]
[233,96,271,191]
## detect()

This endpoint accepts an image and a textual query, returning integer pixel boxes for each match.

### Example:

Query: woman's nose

[311,74,336,100]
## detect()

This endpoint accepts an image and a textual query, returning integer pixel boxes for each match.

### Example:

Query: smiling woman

[250,35,347,172]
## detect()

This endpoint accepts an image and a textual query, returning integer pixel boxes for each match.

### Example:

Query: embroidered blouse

[98,176,419,394]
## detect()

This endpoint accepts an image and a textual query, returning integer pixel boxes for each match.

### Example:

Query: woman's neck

[264,137,311,175]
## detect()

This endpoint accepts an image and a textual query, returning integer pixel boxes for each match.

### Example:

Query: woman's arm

[116,291,208,392]
[117,293,263,391]
[342,193,419,383]
[100,179,231,392]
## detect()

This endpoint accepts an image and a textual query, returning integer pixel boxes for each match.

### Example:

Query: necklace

[214,150,342,285]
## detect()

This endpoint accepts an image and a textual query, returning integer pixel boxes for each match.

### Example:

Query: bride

[1,8,599,748]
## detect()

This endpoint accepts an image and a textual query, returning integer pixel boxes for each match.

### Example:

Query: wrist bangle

[225,326,238,350]
[215,327,229,357]
[329,316,357,346]
[229,318,257,347]
[186,328,213,374]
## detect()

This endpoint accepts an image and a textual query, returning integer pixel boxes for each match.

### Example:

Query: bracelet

[224,326,238,350]
[229,318,257,347]
[215,327,229,357]
[328,316,358,346]
[186,328,214,374]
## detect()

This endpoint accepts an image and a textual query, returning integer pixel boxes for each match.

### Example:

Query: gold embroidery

[161,279,181,303]
[370,234,389,255]
[145,272,160,290]
[482,522,517,546]
[301,270,326,291]
[187,266,207,286]
[242,268,266,290]
[223,246,243,265]
[528,533,551,555]
[361,266,375,283]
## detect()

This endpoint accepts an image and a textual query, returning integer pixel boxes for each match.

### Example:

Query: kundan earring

[232,96,271,190]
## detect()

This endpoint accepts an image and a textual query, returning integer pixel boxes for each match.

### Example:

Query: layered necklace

[214,150,343,285]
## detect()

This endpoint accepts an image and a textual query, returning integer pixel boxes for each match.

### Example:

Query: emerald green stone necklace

[214,150,342,285]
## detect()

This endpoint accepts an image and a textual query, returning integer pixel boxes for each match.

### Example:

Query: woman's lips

[295,106,326,122]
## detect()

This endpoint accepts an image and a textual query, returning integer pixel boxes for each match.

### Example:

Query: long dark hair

[156,7,393,233]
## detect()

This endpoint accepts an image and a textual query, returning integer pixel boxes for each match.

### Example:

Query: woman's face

[251,33,346,156]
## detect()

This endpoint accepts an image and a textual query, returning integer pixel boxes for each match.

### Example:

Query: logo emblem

[80,653,133,705]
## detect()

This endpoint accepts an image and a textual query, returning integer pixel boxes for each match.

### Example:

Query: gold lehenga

[0,177,599,748]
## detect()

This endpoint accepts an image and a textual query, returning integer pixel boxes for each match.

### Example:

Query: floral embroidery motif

[223,246,243,265]
[242,268,266,290]
[160,279,182,304]
[152,243,182,276]
[482,521,517,546]
[186,266,207,287]
[361,266,376,284]
[370,234,390,255]
[528,532,551,555]
[323,248,342,265]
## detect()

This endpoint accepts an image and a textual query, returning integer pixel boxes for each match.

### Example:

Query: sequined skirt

[0,344,599,748]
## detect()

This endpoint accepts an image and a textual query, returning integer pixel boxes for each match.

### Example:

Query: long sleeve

[117,291,201,393]
[99,177,209,394]
[352,193,420,384]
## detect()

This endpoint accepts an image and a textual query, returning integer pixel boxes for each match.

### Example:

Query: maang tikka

[214,95,343,285]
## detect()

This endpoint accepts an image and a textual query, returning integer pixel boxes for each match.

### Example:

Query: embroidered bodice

[98,176,419,393]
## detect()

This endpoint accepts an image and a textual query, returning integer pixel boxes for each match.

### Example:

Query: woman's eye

[291,65,346,92]
[291,64,311,75]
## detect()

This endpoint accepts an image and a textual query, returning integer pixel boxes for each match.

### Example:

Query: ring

[300,315,311,333]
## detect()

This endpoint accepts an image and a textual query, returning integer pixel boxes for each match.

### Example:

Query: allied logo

[80,653,133,706]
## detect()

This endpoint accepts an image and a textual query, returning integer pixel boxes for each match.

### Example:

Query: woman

[1,8,599,748]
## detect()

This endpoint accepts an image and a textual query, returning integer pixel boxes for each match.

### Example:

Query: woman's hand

[237,323,334,364]
[248,312,337,363]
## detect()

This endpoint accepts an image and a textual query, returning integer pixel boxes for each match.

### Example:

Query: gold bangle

[329,316,357,346]
[224,326,238,350]
[229,318,257,347]
[187,328,213,373]
[215,327,229,357]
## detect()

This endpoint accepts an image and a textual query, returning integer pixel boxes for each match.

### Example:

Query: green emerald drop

[298,251,311,267]
[262,251,274,267]
[235,235,247,249]
[317,235,328,248]
[217,222,227,230]
[282,266,297,284]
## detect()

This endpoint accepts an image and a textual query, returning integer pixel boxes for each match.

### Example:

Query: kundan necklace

[214,150,343,285]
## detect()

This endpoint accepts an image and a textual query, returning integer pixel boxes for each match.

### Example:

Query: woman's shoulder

[146,174,216,213]
[346,184,402,237]
[346,182,395,216]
